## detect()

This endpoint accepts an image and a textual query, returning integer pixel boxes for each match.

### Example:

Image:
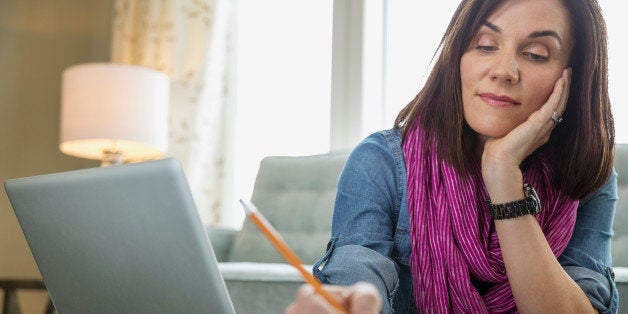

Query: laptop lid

[4,158,235,314]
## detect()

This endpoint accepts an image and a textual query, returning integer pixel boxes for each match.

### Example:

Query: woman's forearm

[494,215,596,313]
[483,163,596,313]
[483,166,594,313]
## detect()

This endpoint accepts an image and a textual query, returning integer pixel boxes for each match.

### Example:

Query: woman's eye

[476,45,497,52]
[523,52,549,62]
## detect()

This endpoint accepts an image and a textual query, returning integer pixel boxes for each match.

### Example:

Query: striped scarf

[403,125,579,313]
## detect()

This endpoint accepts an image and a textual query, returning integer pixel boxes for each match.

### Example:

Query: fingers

[286,285,329,314]
[525,67,570,146]
[540,68,572,146]
[285,283,382,314]
[541,67,571,125]
[556,67,571,115]
[347,282,382,314]
[286,284,345,314]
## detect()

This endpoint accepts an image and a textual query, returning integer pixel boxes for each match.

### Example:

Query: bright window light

[229,0,333,227]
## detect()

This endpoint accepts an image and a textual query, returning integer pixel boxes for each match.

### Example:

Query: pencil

[239,200,347,314]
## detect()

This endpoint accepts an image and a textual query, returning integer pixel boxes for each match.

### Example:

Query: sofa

[210,144,628,314]
[208,152,348,314]
[614,144,628,311]
[1,146,625,313]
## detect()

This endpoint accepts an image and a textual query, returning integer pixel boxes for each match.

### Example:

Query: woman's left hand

[483,68,571,167]
[481,68,571,199]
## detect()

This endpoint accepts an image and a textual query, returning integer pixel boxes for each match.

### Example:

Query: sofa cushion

[613,144,628,267]
[228,152,348,264]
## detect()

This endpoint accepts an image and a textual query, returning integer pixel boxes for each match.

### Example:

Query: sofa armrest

[615,267,628,312]
[218,262,307,314]
[616,266,628,282]
[207,227,238,262]
[218,262,308,282]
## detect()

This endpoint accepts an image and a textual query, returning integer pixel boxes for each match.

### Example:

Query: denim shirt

[314,128,618,314]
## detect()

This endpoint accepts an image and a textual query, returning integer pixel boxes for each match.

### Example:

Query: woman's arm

[492,206,597,313]
[482,69,598,313]
[311,131,403,313]
[558,171,618,313]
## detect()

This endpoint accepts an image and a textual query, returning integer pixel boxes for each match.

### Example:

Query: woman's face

[460,0,573,143]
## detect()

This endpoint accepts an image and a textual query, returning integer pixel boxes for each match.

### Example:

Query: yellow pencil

[239,200,347,314]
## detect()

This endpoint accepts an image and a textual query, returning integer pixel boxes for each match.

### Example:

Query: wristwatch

[486,184,541,220]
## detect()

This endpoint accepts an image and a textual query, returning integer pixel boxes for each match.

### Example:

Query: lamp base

[101,150,125,167]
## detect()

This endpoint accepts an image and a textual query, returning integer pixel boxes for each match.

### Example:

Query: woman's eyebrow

[483,21,501,33]
[529,30,563,46]
[482,21,563,46]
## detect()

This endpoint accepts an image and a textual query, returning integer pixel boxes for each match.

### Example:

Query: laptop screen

[5,158,235,314]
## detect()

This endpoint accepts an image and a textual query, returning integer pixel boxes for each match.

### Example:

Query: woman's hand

[482,68,571,200]
[285,282,381,314]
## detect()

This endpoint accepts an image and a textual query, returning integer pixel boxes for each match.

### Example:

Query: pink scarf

[403,124,579,313]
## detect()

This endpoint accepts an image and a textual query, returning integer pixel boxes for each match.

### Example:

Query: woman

[286,0,617,313]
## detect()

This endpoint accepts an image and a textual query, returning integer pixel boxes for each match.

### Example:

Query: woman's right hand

[285,282,382,314]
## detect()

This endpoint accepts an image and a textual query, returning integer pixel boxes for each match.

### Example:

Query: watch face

[523,184,539,201]
[523,183,541,214]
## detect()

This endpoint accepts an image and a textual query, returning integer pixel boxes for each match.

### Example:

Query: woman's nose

[490,53,519,85]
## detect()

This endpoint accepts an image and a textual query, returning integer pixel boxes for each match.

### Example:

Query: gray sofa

[614,144,628,311]
[210,145,628,314]
[208,152,347,314]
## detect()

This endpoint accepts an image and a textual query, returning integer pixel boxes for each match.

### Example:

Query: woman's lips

[479,93,520,107]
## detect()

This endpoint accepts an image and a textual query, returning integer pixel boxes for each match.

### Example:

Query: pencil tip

[239,199,254,215]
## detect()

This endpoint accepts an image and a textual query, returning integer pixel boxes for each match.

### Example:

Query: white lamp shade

[60,63,170,162]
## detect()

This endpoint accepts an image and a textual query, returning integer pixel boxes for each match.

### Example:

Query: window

[384,1,460,127]
[227,1,627,227]
[603,1,628,143]
[229,0,333,227]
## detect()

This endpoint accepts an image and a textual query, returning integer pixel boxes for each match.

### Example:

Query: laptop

[4,158,235,314]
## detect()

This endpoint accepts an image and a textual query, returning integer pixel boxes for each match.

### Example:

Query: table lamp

[60,63,170,166]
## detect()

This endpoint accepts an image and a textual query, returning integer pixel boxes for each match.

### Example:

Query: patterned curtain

[111,0,234,225]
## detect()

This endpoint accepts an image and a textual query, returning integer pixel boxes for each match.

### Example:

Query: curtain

[111,0,234,225]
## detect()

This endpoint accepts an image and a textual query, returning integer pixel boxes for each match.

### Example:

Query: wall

[0,1,112,312]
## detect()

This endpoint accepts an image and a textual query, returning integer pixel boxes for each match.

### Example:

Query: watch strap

[486,184,541,220]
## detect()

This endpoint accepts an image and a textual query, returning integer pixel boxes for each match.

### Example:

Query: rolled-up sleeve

[558,169,619,314]
[314,245,399,314]
[313,132,402,314]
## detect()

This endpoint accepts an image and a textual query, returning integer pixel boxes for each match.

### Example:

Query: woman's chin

[472,126,514,142]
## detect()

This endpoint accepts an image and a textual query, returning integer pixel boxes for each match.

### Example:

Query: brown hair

[394,0,614,199]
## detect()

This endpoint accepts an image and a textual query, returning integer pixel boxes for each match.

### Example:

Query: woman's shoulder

[342,128,406,180]
[580,168,618,204]
[351,128,403,160]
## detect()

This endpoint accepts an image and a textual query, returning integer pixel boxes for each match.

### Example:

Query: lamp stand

[101,150,125,167]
